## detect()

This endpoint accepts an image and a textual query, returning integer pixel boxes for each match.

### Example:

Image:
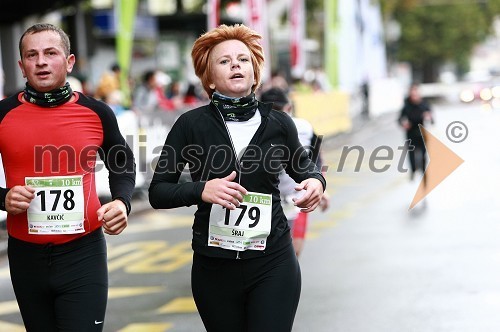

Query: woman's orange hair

[191,24,265,98]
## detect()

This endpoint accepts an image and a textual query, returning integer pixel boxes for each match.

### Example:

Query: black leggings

[192,243,301,332]
[8,229,108,332]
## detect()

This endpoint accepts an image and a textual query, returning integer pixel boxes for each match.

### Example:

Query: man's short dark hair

[19,23,71,58]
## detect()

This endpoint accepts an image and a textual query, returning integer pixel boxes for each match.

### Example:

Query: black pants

[191,243,301,332]
[408,135,427,174]
[8,229,108,332]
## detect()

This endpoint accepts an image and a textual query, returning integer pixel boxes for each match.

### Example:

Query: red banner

[207,0,220,31]
[290,0,305,78]
[243,0,270,81]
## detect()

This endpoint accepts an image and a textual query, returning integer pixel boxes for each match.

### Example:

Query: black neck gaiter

[24,82,73,107]
[211,92,258,122]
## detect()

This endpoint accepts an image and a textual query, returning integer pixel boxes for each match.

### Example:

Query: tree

[380,0,500,82]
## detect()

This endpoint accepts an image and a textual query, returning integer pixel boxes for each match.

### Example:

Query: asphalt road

[0,99,499,331]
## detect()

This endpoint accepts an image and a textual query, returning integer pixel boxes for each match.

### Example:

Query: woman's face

[209,39,256,98]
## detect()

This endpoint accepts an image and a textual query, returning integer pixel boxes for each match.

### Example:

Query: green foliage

[380,0,418,21]
[305,0,324,42]
[399,4,486,64]
[380,0,500,81]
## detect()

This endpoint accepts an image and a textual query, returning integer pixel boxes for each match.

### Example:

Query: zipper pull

[236,251,241,259]
[238,162,243,184]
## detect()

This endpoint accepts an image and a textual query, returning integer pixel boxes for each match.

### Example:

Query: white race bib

[25,175,85,235]
[208,192,272,251]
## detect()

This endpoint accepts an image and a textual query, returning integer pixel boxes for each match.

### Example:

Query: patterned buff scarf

[211,92,258,122]
[24,82,73,107]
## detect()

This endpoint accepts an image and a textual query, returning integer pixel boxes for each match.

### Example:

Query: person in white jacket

[260,87,329,256]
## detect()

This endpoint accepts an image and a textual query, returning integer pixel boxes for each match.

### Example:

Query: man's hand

[5,185,35,215]
[97,199,128,235]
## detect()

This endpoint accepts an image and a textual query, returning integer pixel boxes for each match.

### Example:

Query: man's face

[18,30,75,92]
[409,87,422,103]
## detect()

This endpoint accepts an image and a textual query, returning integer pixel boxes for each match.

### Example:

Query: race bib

[208,192,272,251]
[25,175,85,235]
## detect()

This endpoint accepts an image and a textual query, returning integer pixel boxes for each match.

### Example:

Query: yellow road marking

[107,241,192,274]
[0,320,23,331]
[329,209,353,219]
[310,220,337,230]
[108,241,168,260]
[109,287,164,299]
[0,267,9,279]
[125,243,192,274]
[305,231,320,239]
[0,301,18,315]
[157,297,197,314]
[118,323,173,331]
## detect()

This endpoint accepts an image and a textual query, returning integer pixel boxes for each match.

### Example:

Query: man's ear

[66,54,76,74]
[18,60,26,78]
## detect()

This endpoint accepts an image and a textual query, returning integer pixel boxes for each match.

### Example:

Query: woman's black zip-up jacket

[149,101,326,260]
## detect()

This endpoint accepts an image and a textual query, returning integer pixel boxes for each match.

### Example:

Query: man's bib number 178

[25,175,85,235]
[208,192,272,251]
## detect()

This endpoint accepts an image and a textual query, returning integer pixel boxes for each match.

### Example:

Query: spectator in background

[95,63,121,101]
[132,70,175,115]
[105,89,126,116]
[182,83,202,107]
[165,80,184,110]
[361,79,370,118]
[70,73,92,96]
[66,75,83,93]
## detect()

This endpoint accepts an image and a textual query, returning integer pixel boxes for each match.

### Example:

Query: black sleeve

[0,95,20,211]
[97,104,136,215]
[0,187,8,211]
[281,114,326,191]
[398,104,408,125]
[148,114,206,209]
[309,132,323,170]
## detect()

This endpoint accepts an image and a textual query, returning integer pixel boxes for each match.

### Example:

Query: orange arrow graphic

[409,125,464,210]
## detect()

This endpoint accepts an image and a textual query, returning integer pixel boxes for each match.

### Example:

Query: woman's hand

[293,178,324,213]
[202,171,248,210]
